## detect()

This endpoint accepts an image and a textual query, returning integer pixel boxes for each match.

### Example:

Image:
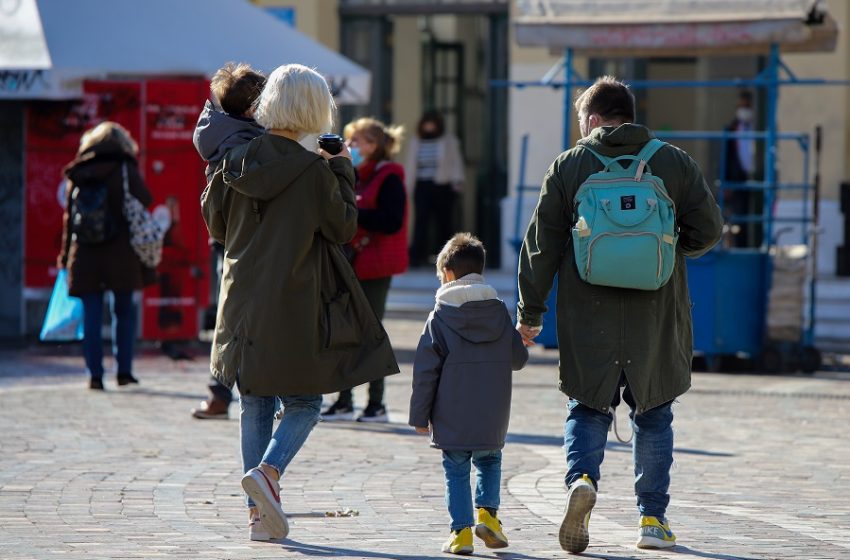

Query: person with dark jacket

[516,77,723,553]
[57,121,154,391]
[321,117,409,423]
[201,64,399,543]
[410,233,528,555]
[191,62,265,420]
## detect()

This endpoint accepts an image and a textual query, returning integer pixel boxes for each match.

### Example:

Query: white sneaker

[241,467,289,540]
[249,515,272,541]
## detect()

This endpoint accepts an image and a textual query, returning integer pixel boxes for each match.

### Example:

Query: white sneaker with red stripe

[241,467,289,539]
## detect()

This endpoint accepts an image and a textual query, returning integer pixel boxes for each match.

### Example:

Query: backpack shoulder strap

[580,145,612,167]
[633,139,666,180]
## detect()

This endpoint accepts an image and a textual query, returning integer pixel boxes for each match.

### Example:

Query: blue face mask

[349,146,365,167]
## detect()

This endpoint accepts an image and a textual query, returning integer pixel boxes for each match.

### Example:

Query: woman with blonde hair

[57,121,154,390]
[321,117,409,423]
[202,64,398,542]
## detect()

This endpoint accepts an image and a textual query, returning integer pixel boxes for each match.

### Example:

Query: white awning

[514,0,838,56]
[0,0,370,103]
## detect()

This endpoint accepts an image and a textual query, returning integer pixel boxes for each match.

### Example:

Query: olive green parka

[517,124,723,413]
[201,134,399,396]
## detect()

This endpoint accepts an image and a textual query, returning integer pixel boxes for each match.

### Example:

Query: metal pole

[562,48,573,150]
[764,43,780,249]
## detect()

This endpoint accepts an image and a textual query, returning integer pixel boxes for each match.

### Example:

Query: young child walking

[409,233,529,555]
[190,62,265,421]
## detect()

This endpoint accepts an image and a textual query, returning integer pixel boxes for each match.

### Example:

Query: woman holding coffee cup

[321,117,408,423]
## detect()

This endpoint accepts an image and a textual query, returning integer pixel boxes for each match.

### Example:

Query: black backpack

[70,182,118,245]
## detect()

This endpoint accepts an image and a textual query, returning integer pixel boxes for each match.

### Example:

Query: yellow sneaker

[474,508,508,548]
[559,474,596,553]
[636,516,676,549]
[441,527,473,555]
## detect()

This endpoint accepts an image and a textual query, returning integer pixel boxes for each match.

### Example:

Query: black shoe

[89,378,105,391]
[357,403,388,423]
[320,401,355,421]
[117,373,140,386]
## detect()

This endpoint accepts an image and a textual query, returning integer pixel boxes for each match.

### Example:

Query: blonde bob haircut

[254,64,335,138]
[78,121,139,157]
[343,117,404,162]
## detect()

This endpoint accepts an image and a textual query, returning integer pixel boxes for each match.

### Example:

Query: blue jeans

[564,382,674,519]
[80,291,135,379]
[240,394,321,508]
[442,449,502,531]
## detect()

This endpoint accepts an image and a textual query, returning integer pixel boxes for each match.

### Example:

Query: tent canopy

[515,0,838,56]
[0,0,370,103]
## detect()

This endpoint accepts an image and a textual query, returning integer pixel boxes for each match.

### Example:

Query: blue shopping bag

[39,270,84,342]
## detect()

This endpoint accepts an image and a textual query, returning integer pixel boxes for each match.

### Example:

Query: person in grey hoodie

[190,63,266,420]
[409,233,529,555]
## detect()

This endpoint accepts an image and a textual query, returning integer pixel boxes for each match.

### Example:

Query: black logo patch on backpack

[71,183,117,245]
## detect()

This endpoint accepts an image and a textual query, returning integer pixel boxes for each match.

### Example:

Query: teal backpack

[572,138,677,291]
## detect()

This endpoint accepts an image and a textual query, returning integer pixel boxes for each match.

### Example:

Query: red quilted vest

[351,161,409,280]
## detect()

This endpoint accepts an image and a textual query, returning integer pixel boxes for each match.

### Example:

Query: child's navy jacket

[409,274,529,450]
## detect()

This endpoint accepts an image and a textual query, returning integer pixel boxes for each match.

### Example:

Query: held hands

[319,143,352,161]
[516,323,542,347]
[414,426,431,435]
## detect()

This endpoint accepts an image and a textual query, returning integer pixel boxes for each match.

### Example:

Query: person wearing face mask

[405,111,466,267]
[321,117,409,423]
[723,90,762,247]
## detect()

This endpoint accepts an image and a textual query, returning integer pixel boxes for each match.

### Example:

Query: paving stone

[1,314,849,558]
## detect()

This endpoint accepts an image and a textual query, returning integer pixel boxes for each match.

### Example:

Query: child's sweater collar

[436,274,499,307]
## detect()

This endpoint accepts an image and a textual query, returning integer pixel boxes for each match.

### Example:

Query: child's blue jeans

[442,449,502,531]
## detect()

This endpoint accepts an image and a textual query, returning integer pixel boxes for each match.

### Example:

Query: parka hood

[576,123,654,158]
[220,133,323,202]
[64,140,134,185]
[434,274,507,343]
[193,100,264,164]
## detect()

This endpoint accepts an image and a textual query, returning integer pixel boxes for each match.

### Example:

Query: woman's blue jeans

[564,383,674,519]
[240,394,322,508]
[80,291,135,379]
[442,449,502,531]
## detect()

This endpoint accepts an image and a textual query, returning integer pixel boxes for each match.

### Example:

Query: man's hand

[516,323,542,347]
[414,426,430,435]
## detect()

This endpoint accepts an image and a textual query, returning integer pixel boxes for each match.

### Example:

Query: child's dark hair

[210,62,266,116]
[437,233,486,281]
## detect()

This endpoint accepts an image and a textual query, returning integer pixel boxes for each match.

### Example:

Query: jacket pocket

[321,291,359,350]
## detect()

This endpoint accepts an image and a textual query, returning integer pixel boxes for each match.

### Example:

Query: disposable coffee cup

[318,134,344,155]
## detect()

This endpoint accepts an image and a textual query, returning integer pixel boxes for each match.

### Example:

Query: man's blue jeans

[564,383,674,519]
[80,291,135,379]
[442,449,502,531]
[240,394,321,508]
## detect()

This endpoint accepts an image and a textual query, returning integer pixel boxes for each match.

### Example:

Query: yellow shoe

[474,508,508,548]
[441,527,473,555]
[636,516,676,549]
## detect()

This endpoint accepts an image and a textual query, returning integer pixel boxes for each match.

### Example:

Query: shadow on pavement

[318,422,734,458]
[668,545,760,559]
[280,539,456,559]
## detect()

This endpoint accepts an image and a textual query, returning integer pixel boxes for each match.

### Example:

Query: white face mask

[736,107,754,123]
[579,113,591,138]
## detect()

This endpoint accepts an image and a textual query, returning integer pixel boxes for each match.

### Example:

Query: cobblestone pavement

[1,312,850,560]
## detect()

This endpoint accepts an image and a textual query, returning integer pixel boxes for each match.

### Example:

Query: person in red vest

[321,117,409,423]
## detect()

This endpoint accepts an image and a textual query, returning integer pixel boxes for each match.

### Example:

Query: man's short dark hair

[436,232,486,280]
[210,62,266,116]
[574,76,636,123]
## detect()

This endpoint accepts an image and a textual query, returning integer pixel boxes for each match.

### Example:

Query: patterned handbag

[121,163,164,268]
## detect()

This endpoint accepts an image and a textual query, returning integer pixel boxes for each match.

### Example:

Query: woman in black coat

[58,122,153,390]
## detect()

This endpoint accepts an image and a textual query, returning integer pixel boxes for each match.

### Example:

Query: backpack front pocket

[586,232,663,290]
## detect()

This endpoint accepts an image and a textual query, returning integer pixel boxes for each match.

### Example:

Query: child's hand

[414,426,430,435]
[517,323,542,347]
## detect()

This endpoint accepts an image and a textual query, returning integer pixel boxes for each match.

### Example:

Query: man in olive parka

[516,77,722,553]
